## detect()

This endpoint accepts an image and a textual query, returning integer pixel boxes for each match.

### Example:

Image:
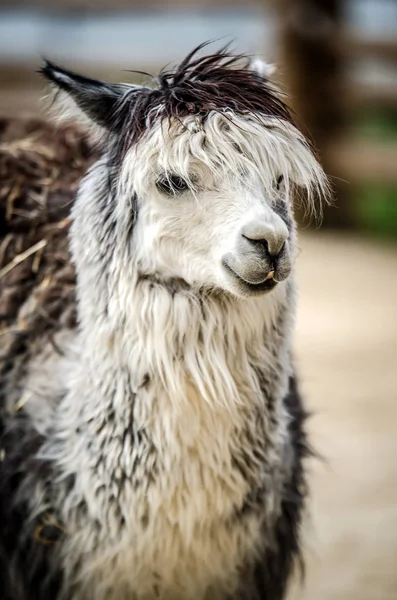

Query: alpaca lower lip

[223,262,278,293]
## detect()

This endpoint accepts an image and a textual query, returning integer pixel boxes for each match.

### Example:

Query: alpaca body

[21,259,294,600]
[0,46,327,600]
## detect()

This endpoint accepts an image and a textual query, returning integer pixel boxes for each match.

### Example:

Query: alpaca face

[119,113,320,298]
[131,166,289,299]
[41,46,328,300]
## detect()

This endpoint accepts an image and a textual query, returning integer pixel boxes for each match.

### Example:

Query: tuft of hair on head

[39,43,295,148]
[39,43,331,214]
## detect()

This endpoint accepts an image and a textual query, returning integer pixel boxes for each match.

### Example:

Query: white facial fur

[117,111,327,298]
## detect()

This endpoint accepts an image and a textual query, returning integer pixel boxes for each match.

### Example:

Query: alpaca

[0,45,327,600]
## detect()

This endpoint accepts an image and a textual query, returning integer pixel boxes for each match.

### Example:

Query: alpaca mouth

[222,261,278,294]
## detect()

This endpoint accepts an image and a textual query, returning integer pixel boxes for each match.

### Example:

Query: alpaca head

[42,45,327,300]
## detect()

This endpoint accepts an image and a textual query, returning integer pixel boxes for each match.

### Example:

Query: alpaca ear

[250,58,276,80]
[40,60,125,132]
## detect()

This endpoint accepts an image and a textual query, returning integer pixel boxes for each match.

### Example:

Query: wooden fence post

[277,0,352,227]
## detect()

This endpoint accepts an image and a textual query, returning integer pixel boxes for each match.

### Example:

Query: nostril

[242,235,269,254]
[243,234,287,260]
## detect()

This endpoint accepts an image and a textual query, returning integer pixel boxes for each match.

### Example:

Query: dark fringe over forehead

[41,43,301,156]
[116,43,296,148]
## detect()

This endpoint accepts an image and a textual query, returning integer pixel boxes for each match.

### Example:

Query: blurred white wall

[0,7,276,69]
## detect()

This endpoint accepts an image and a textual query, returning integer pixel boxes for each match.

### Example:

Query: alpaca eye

[157,175,189,195]
[276,175,284,190]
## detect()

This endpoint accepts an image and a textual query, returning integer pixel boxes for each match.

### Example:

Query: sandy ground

[289,232,397,600]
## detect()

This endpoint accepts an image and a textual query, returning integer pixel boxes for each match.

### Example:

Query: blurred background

[0,1,396,598]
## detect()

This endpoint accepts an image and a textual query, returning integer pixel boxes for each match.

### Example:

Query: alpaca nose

[241,222,288,259]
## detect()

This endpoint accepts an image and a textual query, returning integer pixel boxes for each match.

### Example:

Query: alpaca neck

[76,274,293,412]
[51,275,294,526]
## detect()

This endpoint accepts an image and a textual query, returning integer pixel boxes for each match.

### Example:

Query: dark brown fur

[0,118,96,406]
[119,43,296,148]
